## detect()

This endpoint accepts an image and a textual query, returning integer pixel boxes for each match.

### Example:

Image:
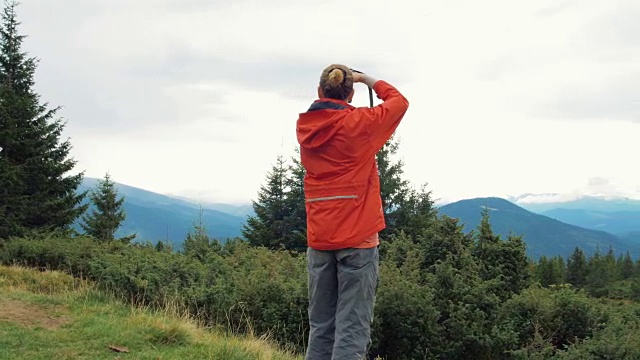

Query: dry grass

[0,265,302,360]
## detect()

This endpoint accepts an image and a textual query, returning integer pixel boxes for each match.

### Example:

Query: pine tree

[282,153,307,251]
[619,251,635,280]
[586,249,613,297]
[566,247,588,287]
[80,173,134,242]
[536,256,563,287]
[183,206,221,262]
[473,207,499,265]
[0,1,85,239]
[604,245,619,281]
[243,155,290,250]
[388,184,437,241]
[419,215,506,358]
[553,255,566,283]
[472,208,530,298]
[376,136,411,238]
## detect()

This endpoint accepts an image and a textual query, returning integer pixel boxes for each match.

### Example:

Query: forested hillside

[76,178,246,247]
[439,197,639,258]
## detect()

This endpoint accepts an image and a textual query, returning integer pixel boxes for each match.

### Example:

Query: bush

[499,285,607,357]
[229,244,308,348]
[558,301,640,359]
[3,234,640,359]
[0,234,113,275]
[370,262,439,360]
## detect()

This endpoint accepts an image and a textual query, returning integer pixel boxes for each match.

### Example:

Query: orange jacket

[296,80,409,250]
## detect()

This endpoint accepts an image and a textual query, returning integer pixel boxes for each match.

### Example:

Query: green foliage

[376,136,410,238]
[0,234,309,351]
[282,155,307,251]
[371,259,439,360]
[472,208,531,300]
[619,251,635,280]
[243,154,307,252]
[586,248,616,298]
[558,308,640,360]
[388,184,438,242]
[374,214,517,359]
[566,247,588,287]
[536,256,565,287]
[182,207,222,262]
[224,242,308,348]
[3,182,640,359]
[532,245,640,301]
[438,197,625,260]
[80,173,135,243]
[0,2,85,240]
[0,232,113,274]
[499,285,607,357]
[0,266,301,360]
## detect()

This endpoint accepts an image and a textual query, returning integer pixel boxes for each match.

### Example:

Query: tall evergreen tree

[243,155,295,250]
[0,1,85,239]
[604,246,619,281]
[472,208,530,299]
[376,136,411,238]
[80,173,134,242]
[536,256,563,287]
[415,215,507,358]
[389,184,437,241]
[566,247,588,287]
[618,251,635,280]
[473,207,499,264]
[282,153,307,251]
[586,249,613,297]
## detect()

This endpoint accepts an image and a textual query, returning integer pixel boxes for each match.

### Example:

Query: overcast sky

[17,0,640,204]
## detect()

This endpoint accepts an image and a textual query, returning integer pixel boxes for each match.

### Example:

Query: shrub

[499,285,607,357]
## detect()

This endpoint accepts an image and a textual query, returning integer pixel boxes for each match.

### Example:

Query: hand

[352,72,365,83]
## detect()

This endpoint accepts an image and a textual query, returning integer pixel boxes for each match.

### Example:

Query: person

[296,64,409,360]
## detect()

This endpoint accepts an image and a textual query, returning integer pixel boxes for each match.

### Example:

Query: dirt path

[0,297,70,330]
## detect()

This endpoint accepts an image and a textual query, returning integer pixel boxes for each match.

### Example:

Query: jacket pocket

[305,183,365,244]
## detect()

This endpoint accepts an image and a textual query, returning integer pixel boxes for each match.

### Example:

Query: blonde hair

[319,64,353,100]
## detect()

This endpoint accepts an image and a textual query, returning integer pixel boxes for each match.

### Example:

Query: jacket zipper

[306,195,358,203]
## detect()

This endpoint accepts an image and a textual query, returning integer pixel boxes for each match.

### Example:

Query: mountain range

[438,197,639,259]
[513,195,640,248]
[76,178,639,258]
[76,178,249,248]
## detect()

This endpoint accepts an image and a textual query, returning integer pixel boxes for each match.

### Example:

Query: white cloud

[15,0,640,204]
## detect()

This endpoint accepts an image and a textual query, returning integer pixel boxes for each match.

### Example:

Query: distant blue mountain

[517,196,640,213]
[76,178,247,248]
[165,194,254,217]
[620,231,640,243]
[438,197,638,259]
[541,208,640,235]
[511,195,640,245]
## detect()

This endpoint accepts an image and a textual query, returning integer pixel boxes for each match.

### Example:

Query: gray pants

[306,246,379,360]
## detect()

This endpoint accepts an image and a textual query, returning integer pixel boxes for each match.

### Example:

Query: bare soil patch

[0,297,69,330]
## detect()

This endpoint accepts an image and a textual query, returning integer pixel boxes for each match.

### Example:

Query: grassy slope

[0,266,302,360]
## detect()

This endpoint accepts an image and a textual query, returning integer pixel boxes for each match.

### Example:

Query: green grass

[0,265,303,360]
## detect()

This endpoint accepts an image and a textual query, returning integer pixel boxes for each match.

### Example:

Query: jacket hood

[297,99,353,149]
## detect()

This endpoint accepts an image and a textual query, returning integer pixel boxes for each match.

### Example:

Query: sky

[16,0,640,205]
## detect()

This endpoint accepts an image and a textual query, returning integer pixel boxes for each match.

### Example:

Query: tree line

[533,246,640,300]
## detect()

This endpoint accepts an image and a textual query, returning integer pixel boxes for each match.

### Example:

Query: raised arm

[353,73,409,152]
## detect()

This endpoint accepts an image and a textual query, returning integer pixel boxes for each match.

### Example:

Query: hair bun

[327,68,344,87]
